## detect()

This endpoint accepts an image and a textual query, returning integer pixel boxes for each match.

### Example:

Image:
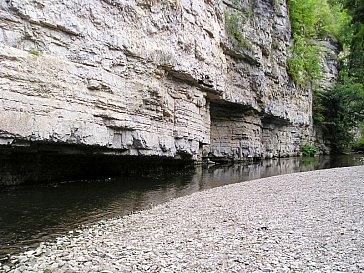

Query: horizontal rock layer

[0,0,316,166]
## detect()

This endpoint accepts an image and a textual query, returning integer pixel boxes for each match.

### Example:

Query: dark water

[0,154,363,258]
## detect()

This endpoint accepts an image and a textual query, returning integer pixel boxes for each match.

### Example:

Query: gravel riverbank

[2,166,364,273]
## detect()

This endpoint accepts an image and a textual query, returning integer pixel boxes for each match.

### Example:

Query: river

[0,154,363,258]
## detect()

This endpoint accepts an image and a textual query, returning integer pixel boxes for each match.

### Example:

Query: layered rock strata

[0,0,314,167]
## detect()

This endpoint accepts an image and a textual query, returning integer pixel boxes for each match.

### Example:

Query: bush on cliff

[300,144,318,157]
[353,123,364,152]
[288,0,364,152]
[287,0,348,86]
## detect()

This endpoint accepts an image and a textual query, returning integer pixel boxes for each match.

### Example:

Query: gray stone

[0,0,335,185]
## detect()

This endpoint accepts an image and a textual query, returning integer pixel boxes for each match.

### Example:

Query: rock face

[0,0,314,165]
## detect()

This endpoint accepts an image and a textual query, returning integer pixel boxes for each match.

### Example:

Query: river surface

[0,154,363,258]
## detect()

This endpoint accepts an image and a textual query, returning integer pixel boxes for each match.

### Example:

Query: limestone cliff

[0,0,315,163]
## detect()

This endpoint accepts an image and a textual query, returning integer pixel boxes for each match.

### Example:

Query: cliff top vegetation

[288,0,364,152]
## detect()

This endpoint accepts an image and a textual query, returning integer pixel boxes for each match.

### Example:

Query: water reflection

[0,154,363,257]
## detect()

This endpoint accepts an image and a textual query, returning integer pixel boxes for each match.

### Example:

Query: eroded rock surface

[0,0,317,167]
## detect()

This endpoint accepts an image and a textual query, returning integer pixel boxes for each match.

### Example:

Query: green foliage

[312,0,364,152]
[345,0,364,84]
[300,144,318,157]
[287,0,349,85]
[345,0,364,24]
[224,10,252,50]
[288,0,346,40]
[314,70,364,151]
[313,88,328,124]
[288,0,319,38]
[353,137,364,151]
[28,48,41,56]
[287,35,322,85]
[353,123,364,151]
[349,24,364,81]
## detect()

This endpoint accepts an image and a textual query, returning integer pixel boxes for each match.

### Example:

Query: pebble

[1,167,364,272]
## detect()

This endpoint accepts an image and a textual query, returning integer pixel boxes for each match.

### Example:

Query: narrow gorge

[0,0,334,185]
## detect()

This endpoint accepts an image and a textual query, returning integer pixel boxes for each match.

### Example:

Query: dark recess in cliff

[0,143,193,187]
